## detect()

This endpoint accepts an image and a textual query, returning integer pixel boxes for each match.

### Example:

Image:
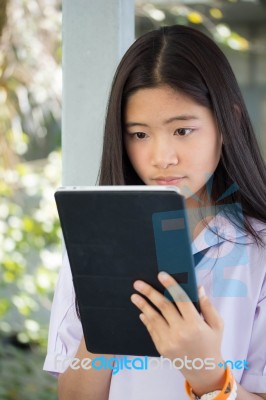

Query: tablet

[55,186,199,357]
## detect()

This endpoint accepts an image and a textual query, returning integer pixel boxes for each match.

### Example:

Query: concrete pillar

[62,0,135,185]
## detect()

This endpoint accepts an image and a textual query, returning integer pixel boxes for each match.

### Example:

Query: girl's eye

[175,128,193,136]
[129,132,147,140]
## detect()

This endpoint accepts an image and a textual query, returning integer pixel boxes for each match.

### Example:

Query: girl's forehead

[124,86,207,119]
[127,85,187,101]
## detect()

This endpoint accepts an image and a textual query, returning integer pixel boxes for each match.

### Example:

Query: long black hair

[98,24,266,246]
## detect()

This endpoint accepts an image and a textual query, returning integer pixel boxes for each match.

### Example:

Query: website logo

[54,354,250,375]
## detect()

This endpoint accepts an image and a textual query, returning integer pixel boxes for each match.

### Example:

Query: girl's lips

[154,177,186,185]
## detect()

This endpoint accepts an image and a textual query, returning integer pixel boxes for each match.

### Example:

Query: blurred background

[0,0,265,398]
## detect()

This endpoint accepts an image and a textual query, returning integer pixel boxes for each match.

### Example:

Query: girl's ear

[233,103,242,127]
[234,103,241,116]
[219,130,224,148]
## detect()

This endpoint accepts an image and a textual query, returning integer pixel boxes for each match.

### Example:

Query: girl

[44,25,266,400]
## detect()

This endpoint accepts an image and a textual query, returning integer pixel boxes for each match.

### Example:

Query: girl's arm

[238,385,266,399]
[58,337,113,400]
[131,272,266,400]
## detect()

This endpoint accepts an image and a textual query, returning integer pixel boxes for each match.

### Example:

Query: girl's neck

[186,198,216,242]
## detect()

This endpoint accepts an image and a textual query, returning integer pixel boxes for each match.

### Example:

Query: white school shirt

[43,214,266,399]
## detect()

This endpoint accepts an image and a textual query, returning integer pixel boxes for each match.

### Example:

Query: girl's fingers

[132,279,182,326]
[130,293,168,333]
[198,286,224,330]
[137,312,163,351]
[157,272,201,322]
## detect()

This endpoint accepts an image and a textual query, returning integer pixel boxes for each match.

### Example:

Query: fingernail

[134,281,144,291]
[198,286,206,298]
[158,271,170,282]
[139,313,145,322]
[131,294,140,304]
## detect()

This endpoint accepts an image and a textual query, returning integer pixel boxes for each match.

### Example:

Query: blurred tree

[0,0,61,170]
[0,0,62,346]
[0,0,8,39]
[0,1,61,397]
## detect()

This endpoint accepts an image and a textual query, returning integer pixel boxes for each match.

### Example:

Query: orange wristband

[185,365,235,400]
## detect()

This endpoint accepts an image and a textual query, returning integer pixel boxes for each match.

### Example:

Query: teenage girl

[44,25,266,400]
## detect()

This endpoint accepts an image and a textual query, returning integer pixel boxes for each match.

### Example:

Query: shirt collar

[191,211,251,255]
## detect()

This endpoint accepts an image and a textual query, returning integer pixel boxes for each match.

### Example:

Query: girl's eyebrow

[125,115,199,128]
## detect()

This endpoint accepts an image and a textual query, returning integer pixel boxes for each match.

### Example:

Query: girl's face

[124,85,223,208]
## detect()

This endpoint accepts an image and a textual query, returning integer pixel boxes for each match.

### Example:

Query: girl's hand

[131,271,226,396]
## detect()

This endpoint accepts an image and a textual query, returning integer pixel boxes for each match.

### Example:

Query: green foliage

[0,0,8,39]
[0,0,62,348]
[0,151,62,347]
[0,2,62,396]
[0,0,61,166]
[0,337,57,400]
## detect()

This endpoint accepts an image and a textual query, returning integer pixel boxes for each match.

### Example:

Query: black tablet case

[55,188,199,357]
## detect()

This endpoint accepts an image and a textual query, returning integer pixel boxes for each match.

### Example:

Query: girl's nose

[151,140,179,169]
